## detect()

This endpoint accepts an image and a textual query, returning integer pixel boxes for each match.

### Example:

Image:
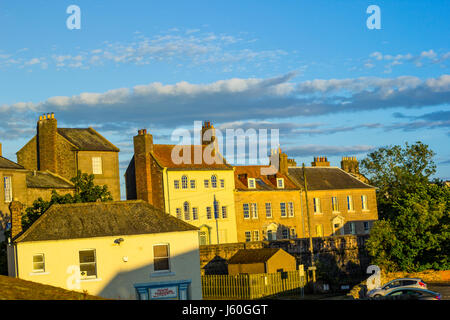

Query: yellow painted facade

[9,231,202,300]
[162,169,238,245]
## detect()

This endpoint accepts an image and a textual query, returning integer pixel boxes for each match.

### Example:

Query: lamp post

[214,195,220,244]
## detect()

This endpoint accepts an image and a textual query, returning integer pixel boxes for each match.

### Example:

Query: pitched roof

[0,156,24,170]
[14,200,198,242]
[288,166,374,191]
[0,275,104,300]
[151,144,233,170]
[227,248,283,264]
[234,165,299,191]
[26,171,74,189]
[57,127,119,152]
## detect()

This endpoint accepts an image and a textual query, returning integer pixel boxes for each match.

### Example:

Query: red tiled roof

[234,165,299,191]
[151,144,233,170]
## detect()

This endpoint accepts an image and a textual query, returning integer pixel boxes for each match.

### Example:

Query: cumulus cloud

[0,72,449,140]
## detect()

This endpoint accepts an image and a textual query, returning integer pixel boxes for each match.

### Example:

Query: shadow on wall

[97,248,202,300]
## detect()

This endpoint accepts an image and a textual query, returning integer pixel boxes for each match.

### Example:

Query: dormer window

[248,178,256,189]
[277,178,284,189]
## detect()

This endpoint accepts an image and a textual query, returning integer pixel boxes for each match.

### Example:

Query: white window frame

[282,229,289,239]
[92,157,103,175]
[174,180,180,189]
[347,195,354,211]
[79,249,97,279]
[252,230,260,241]
[288,202,294,217]
[277,178,284,189]
[332,196,339,212]
[3,176,12,203]
[243,203,250,219]
[32,254,45,273]
[361,195,369,211]
[280,202,287,217]
[176,208,182,219]
[183,202,190,220]
[190,179,196,189]
[265,202,272,218]
[206,207,212,220]
[245,231,252,242]
[313,198,321,214]
[250,203,258,219]
[248,178,256,189]
[204,179,209,188]
[153,244,170,272]
[181,175,188,189]
[192,207,199,220]
[220,179,225,188]
[363,221,370,233]
[221,206,227,219]
[211,175,217,188]
[350,222,356,235]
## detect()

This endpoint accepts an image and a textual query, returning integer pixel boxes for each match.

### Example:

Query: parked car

[367,278,427,297]
[383,288,441,300]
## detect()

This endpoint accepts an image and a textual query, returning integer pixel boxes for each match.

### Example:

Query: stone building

[288,156,378,237]
[125,122,238,245]
[233,153,303,242]
[16,113,121,200]
[0,142,74,241]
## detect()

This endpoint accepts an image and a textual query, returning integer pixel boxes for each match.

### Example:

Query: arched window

[181,175,188,189]
[211,175,217,188]
[183,201,190,220]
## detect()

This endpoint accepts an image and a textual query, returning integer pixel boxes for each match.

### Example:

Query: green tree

[361,142,449,272]
[22,171,113,231]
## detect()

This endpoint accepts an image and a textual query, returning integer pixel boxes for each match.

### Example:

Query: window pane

[33,254,44,263]
[154,258,169,271]
[4,176,12,203]
[154,245,169,258]
[80,263,96,277]
[79,250,95,263]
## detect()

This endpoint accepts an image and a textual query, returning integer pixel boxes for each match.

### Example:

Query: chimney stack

[341,156,359,174]
[9,199,23,239]
[133,129,154,205]
[311,156,330,167]
[37,113,58,173]
[0,142,2,157]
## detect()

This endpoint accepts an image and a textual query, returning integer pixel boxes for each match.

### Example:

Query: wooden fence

[202,267,305,299]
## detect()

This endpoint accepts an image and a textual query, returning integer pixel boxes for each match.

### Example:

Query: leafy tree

[361,142,449,272]
[22,171,112,231]
[360,141,436,220]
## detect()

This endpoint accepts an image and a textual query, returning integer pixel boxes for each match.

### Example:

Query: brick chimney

[133,129,154,204]
[37,113,58,173]
[9,199,23,239]
[341,156,359,174]
[201,121,218,156]
[278,148,289,175]
[0,142,2,157]
[311,156,330,167]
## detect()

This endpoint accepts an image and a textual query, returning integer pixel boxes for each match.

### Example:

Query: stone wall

[200,235,371,283]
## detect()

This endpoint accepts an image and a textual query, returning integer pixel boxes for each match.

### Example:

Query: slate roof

[26,171,74,189]
[151,144,233,170]
[14,200,198,242]
[57,128,119,152]
[234,165,299,191]
[288,167,374,191]
[0,156,24,170]
[227,248,283,264]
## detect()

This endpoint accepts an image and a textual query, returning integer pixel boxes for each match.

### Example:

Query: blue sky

[0,0,449,197]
